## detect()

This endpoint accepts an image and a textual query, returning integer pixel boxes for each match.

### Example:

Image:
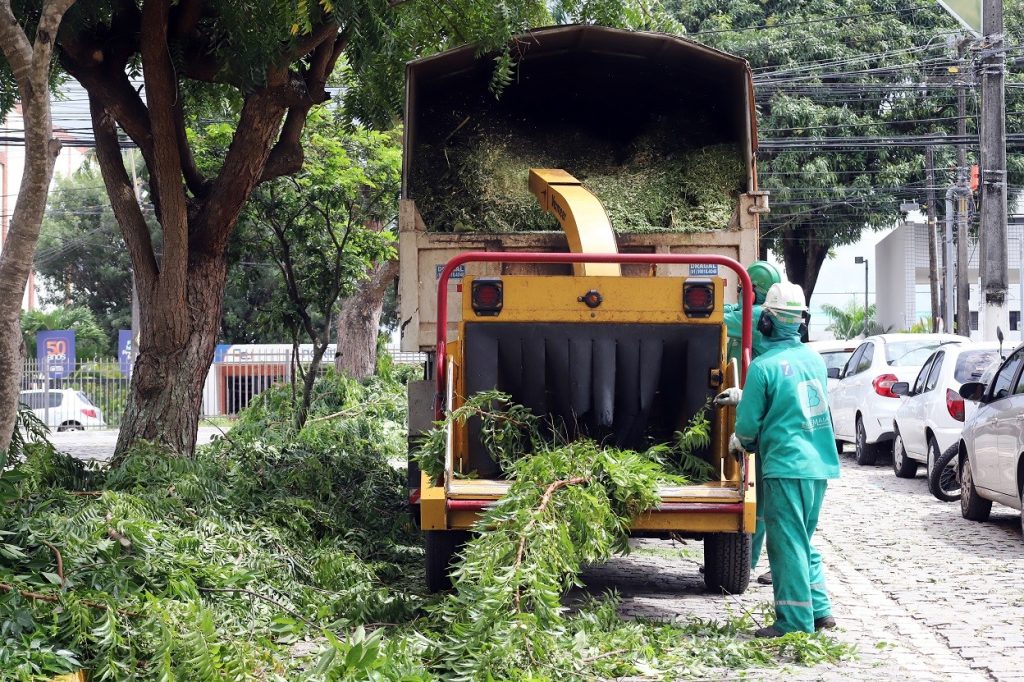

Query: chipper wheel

[703,533,751,594]
[424,530,469,593]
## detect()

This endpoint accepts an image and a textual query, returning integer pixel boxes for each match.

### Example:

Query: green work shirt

[734,338,840,480]
[724,303,769,363]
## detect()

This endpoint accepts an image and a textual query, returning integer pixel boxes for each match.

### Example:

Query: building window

[1013,311,1022,332]
[970,311,979,331]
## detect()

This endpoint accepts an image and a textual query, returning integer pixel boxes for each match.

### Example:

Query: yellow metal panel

[52,674,87,682]
[528,169,620,277]
[630,513,745,532]
[743,454,758,533]
[420,471,447,530]
[462,275,724,324]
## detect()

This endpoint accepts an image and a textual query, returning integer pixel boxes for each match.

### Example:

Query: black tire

[424,530,469,593]
[58,421,83,432]
[928,441,961,502]
[835,440,845,455]
[855,416,878,466]
[960,455,992,521]
[892,427,918,478]
[703,533,751,594]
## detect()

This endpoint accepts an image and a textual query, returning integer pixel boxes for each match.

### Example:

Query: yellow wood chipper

[399,25,768,595]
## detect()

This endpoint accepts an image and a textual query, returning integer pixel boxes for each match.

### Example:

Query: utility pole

[955,47,971,337]
[945,186,957,334]
[979,0,1009,340]
[925,146,941,332]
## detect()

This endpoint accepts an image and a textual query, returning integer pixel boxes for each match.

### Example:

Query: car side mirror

[959,381,986,402]
[827,367,841,379]
[890,381,910,396]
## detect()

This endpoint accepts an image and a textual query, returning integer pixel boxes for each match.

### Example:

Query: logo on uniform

[798,379,830,429]
[780,361,793,376]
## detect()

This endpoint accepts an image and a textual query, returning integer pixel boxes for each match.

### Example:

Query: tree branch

[140,0,189,304]
[0,3,34,91]
[31,0,76,83]
[90,95,159,286]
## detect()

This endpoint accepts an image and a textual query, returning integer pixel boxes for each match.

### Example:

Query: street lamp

[854,256,869,337]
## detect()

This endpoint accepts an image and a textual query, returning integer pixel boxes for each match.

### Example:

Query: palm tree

[820,300,890,340]
[21,307,108,359]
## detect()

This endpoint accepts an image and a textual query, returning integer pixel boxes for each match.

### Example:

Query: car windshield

[820,350,854,372]
[954,351,1001,383]
[76,391,95,406]
[886,340,956,366]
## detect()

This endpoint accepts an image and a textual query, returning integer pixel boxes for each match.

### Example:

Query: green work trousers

[751,457,765,570]
[763,478,831,633]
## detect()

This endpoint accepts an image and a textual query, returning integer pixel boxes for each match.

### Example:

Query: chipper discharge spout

[528,169,620,277]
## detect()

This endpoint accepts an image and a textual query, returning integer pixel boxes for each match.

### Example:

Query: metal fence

[19,344,426,430]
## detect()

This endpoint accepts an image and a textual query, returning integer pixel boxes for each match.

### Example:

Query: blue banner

[37,329,76,379]
[118,330,134,377]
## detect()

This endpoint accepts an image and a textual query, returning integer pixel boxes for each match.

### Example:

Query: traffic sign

[937,0,981,36]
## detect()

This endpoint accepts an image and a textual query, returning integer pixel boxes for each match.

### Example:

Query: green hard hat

[747,261,781,304]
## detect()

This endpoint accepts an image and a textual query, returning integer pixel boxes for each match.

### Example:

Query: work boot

[814,615,837,631]
[756,570,772,585]
[754,625,785,639]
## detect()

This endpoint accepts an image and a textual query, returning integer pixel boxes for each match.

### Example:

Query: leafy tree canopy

[21,305,107,359]
[669,0,1024,297]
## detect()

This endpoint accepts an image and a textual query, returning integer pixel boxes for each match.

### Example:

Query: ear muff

[757,309,775,337]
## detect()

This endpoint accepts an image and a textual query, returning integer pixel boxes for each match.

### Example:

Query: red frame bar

[435,252,753,418]
[447,499,744,514]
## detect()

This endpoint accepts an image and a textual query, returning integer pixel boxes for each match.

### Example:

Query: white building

[876,215,1024,343]
[0,104,89,309]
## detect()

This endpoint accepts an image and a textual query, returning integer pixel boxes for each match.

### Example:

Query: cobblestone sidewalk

[581,449,1024,681]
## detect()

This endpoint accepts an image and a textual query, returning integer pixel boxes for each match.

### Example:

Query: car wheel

[855,416,877,466]
[703,533,751,595]
[1019,483,1024,541]
[892,428,918,478]
[57,420,83,432]
[960,455,992,521]
[928,442,961,502]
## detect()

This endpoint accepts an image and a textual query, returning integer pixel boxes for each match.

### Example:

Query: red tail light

[471,278,503,316]
[683,279,715,318]
[946,388,965,422]
[81,408,97,418]
[873,373,900,398]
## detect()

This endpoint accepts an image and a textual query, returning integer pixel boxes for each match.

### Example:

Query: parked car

[19,389,106,431]
[955,343,1024,535]
[830,333,964,465]
[806,340,859,394]
[890,342,1002,479]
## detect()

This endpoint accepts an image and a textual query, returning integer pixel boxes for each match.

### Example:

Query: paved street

[582,447,1024,681]
[51,426,227,463]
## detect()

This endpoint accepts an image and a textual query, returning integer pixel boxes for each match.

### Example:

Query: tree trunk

[112,251,227,463]
[335,260,398,380]
[0,0,75,457]
[779,231,830,303]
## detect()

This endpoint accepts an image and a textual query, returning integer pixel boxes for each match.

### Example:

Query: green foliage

[821,299,891,339]
[21,306,107,359]
[0,368,419,681]
[3,403,50,467]
[646,405,717,483]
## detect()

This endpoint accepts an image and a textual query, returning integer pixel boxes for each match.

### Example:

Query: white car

[19,389,107,431]
[830,333,964,465]
[890,343,1001,480]
[806,340,859,393]
[956,343,1024,536]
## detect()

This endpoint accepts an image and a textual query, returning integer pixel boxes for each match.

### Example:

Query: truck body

[401,26,767,594]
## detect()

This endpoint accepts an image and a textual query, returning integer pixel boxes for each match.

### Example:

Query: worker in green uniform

[730,282,840,637]
[720,260,780,586]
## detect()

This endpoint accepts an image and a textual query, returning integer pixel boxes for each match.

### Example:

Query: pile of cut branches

[1,379,852,681]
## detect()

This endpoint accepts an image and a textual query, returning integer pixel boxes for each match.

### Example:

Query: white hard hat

[763,282,808,319]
